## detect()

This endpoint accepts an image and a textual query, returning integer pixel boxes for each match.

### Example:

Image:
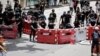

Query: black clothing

[33,11,40,21]
[14,4,22,19]
[40,5,45,14]
[39,14,46,21]
[48,17,55,23]
[49,12,56,23]
[61,14,71,24]
[74,21,80,28]
[91,31,100,53]
[89,17,96,26]
[30,22,38,41]
[16,18,23,38]
[89,13,97,19]
[65,24,73,29]
[48,23,55,29]
[39,21,46,29]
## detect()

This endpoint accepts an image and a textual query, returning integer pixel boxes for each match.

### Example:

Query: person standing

[88,11,97,26]
[96,1,100,15]
[39,2,45,14]
[72,0,78,12]
[48,9,56,23]
[6,0,12,11]
[60,11,71,29]
[48,9,56,29]
[91,27,100,56]
[14,1,22,20]
[30,17,38,42]
[80,0,84,9]
[54,0,57,6]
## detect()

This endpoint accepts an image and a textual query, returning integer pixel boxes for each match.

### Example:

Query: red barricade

[2,24,18,39]
[36,29,57,44]
[57,29,75,44]
[87,26,94,40]
[23,22,31,34]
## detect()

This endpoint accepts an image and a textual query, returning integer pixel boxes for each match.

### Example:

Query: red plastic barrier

[23,22,31,34]
[87,26,94,40]
[36,29,58,44]
[57,29,75,44]
[2,24,18,39]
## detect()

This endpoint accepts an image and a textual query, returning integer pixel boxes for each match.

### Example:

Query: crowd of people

[0,0,99,40]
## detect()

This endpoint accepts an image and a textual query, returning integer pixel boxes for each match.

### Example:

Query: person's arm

[0,45,7,52]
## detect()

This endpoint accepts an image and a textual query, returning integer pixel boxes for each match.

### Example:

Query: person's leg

[96,43,99,56]
[30,29,33,41]
[91,43,95,55]
[18,26,22,38]
[19,28,22,38]
[33,29,36,42]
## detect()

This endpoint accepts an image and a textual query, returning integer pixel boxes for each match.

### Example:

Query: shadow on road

[5,37,46,52]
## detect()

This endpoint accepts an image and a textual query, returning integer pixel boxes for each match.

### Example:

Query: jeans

[91,39,99,53]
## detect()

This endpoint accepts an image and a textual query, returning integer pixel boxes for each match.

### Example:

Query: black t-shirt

[61,14,71,23]
[31,22,38,29]
[89,13,97,19]
[74,21,80,27]
[33,11,40,19]
[76,13,81,20]
[7,11,14,19]
[49,12,56,20]
[48,17,55,23]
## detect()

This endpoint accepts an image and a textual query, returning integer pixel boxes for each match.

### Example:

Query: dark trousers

[18,26,22,38]
[30,29,36,42]
[91,39,99,53]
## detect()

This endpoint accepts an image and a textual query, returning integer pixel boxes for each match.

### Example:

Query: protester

[60,11,71,29]
[48,9,56,23]
[95,1,100,15]
[91,27,100,56]
[30,19,38,42]
[14,1,22,19]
